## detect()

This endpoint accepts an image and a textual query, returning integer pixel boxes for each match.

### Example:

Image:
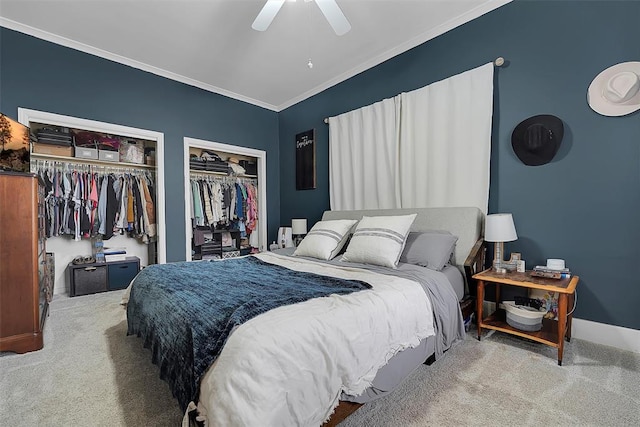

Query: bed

[124,207,484,426]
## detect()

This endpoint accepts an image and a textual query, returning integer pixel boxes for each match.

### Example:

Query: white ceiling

[0,0,510,111]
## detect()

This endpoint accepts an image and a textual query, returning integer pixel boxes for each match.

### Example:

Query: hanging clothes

[33,160,156,243]
[189,174,258,233]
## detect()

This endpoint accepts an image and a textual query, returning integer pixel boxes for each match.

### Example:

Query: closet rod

[322,56,507,124]
[32,159,154,175]
[190,173,257,184]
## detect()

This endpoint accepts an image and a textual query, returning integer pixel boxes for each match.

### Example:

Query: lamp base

[492,261,518,273]
[492,242,518,273]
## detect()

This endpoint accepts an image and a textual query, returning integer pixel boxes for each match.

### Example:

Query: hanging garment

[202,181,215,226]
[212,182,223,225]
[192,180,204,226]
[62,170,73,235]
[116,176,127,232]
[127,180,135,232]
[132,177,144,236]
[98,175,109,235]
[141,177,157,239]
[104,175,118,240]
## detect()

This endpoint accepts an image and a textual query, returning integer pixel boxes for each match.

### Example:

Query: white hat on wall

[587,61,640,117]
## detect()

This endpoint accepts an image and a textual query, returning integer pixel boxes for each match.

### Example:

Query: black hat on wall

[511,115,564,166]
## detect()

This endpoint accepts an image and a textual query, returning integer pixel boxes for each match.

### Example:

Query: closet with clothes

[19,108,165,295]
[188,146,260,260]
[32,160,156,244]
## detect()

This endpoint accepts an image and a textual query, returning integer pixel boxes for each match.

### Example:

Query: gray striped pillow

[293,219,358,260]
[341,214,417,268]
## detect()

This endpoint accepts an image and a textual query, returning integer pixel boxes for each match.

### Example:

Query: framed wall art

[295,129,316,190]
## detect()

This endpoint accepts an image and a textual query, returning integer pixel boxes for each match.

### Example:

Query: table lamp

[485,213,518,273]
[291,219,308,247]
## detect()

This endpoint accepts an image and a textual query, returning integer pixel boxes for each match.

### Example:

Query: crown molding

[0,17,279,112]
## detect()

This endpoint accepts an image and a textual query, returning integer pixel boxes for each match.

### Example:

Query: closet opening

[19,108,166,295]
[183,137,266,261]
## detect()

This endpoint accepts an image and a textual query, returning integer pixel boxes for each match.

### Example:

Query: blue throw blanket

[126,256,371,410]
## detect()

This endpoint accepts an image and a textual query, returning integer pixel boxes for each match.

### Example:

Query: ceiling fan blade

[252,0,286,31]
[315,0,351,36]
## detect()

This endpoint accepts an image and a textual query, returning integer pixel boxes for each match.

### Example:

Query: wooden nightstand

[472,269,579,365]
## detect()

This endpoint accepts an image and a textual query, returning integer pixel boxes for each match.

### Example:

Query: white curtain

[329,63,494,214]
[329,96,401,210]
[398,62,494,213]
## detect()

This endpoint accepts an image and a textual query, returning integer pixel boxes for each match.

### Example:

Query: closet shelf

[189,169,257,179]
[31,153,155,170]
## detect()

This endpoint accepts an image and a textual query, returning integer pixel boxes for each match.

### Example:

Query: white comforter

[182,252,435,426]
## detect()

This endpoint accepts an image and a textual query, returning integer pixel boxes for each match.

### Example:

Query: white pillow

[341,214,417,268]
[293,219,358,260]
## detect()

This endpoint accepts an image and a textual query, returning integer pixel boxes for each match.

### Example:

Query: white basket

[503,301,546,331]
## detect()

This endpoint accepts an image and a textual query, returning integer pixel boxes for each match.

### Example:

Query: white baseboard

[572,318,640,354]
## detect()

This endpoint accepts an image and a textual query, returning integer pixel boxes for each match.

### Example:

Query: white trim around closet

[183,137,267,261]
[18,108,167,264]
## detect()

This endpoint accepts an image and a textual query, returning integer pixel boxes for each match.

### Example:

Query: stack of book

[531,265,571,279]
[104,247,127,262]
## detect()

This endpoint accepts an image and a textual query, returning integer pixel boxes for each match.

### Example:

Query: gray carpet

[1,291,639,426]
[0,290,183,426]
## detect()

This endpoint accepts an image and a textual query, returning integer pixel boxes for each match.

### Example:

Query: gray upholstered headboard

[321,207,484,274]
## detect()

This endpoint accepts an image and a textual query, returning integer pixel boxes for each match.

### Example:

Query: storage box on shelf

[98,148,119,162]
[119,140,145,164]
[95,136,121,163]
[239,159,257,175]
[29,122,156,167]
[35,127,72,145]
[32,142,73,157]
[74,141,98,160]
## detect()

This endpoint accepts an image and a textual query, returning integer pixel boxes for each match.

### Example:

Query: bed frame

[321,207,485,425]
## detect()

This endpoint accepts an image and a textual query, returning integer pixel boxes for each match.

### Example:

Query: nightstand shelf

[472,269,579,365]
[481,309,559,347]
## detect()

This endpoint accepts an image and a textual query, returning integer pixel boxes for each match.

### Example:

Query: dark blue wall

[0,28,280,262]
[279,0,640,330]
[2,1,638,330]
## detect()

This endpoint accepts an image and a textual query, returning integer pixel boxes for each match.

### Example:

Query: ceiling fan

[252,0,351,36]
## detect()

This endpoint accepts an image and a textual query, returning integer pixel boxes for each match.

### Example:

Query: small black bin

[71,265,107,297]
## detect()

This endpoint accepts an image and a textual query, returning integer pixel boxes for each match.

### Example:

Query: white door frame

[183,137,267,261]
[18,107,167,264]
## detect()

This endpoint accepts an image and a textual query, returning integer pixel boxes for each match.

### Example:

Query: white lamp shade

[291,219,308,235]
[485,213,518,242]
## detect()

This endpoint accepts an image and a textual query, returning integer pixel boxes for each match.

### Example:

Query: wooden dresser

[0,172,50,353]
